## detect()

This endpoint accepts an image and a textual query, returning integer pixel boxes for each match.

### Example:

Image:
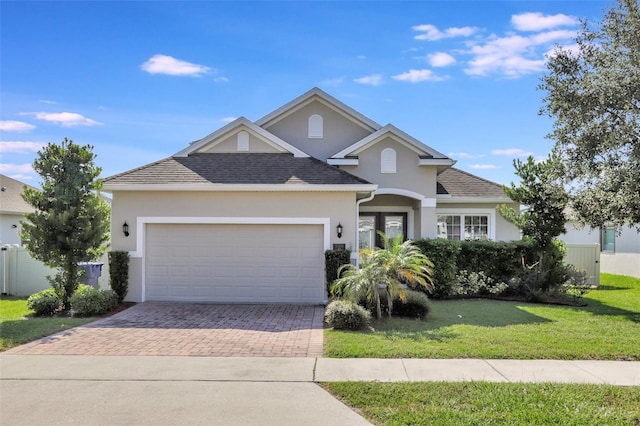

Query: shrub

[413,238,460,299]
[27,288,61,316]
[325,249,351,296]
[392,290,431,320]
[69,285,119,317]
[451,270,508,297]
[325,300,371,330]
[108,250,130,303]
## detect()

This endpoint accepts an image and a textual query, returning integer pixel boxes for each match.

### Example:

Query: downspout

[354,190,376,267]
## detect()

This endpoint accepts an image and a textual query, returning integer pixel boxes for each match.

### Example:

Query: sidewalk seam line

[483,359,511,383]
[570,361,606,384]
[400,359,410,381]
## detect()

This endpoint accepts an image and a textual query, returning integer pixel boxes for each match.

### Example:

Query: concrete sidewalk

[1,355,638,426]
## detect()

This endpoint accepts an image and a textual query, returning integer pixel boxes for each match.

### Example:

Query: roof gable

[175,117,309,158]
[0,174,37,215]
[255,87,381,133]
[437,167,510,200]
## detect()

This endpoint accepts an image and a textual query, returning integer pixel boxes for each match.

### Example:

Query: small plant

[108,250,130,303]
[562,267,591,302]
[391,290,431,320]
[69,285,118,317]
[27,288,61,316]
[452,270,508,297]
[325,300,371,330]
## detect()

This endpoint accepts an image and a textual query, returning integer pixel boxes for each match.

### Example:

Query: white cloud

[28,112,102,127]
[0,163,34,175]
[39,99,57,104]
[492,148,533,157]
[0,141,47,154]
[427,52,456,67]
[469,164,499,169]
[413,24,478,41]
[353,73,383,86]
[357,55,367,60]
[512,12,578,32]
[320,76,345,87]
[221,117,237,123]
[448,152,484,159]
[0,120,35,132]
[392,69,446,83]
[214,76,229,83]
[464,29,576,77]
[141,54,212,76]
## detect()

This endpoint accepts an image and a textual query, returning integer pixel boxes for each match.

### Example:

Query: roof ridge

[104,157,173,181]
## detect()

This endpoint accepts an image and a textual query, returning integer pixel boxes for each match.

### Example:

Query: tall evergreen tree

[21,138,110,310]
[539,0,640,229]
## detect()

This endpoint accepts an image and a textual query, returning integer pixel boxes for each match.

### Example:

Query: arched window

[381,148,396,173]
[308,114,323,139]
[237,131,249,151]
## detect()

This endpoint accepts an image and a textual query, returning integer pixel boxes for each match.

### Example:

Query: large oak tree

[539,0,640,229]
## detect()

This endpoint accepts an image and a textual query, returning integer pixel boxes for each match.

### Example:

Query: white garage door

[145,223,325,303]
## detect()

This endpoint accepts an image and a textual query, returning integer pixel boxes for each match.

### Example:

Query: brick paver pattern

[5,303,325,357]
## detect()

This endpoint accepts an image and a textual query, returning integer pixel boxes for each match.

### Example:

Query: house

[103,88,519,303]
[0,174,36,245]
[559,217,640,279]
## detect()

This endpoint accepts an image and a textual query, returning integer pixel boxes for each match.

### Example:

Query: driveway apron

[4,303,325,357]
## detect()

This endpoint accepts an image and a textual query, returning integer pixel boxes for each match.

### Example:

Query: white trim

[419,158,456,166]
[255,87,381,132]
[375,187,426,201]
[421,198,437,208]
[435,208,496,241]
[103,183,378,192]
[327,158,359,166]
[436,196,513,204]
[359,206,415,240]
[174,117,309,158]
[131,216,331,302]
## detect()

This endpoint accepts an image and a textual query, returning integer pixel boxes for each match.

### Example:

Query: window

[308,114,323,139]
[359,212,407,249]
[437,214,490,241]
[601,226,615,252]
[381,148,396,173]
[237,131,249,151]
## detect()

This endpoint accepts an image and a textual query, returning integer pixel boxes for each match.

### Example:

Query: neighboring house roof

[328,124,455,168]
[437,168,509,201]
[255,87,382,132]
[103,153,376,191]
[0,174,37,214]
[176,117,309,158]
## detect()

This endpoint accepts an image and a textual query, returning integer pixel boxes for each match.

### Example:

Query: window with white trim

[308,114,323,139]
[600,226,615,252]
[237,131,249,151]
[381,148,396,173]
[437,214,490,240]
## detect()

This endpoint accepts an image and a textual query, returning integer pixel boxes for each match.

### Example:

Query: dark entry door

[358,212,408,249]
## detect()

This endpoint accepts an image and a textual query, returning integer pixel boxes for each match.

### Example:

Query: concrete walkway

[1,355,638,425]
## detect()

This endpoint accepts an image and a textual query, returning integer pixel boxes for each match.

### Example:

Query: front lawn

[324,273,640,360]
[323,382,640,426]
[0,296,98,351]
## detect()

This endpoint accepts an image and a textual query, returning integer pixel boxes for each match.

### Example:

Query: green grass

[324,273,640,360]
[0,296,98,351]
[322,382,640,426]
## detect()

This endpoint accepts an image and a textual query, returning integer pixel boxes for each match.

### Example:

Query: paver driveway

[5,303,325,357]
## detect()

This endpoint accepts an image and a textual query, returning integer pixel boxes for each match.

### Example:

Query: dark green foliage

[412,239,460,298]
[391,290,431,320]
[325,249,351,296]
[26,289,61,316]
[452,270,508,297]
[457,240,537,285]
[325,300,371,330]
[108,251,130,303]
[21,138,110,310]
[540,0,640,229]
[69,285,118,317]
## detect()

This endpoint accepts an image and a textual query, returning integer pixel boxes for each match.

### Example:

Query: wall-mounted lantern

[123,221,130,237]
[336,223,343,239]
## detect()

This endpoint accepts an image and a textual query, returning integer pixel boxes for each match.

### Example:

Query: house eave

[327,158,359,166]
[436,196,514,204]
[102,183,378,193]
[419,159,456,166]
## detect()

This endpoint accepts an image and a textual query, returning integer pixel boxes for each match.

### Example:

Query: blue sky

[1,1,609,186]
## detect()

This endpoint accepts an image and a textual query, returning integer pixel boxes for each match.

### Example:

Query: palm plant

[331,233,434,319]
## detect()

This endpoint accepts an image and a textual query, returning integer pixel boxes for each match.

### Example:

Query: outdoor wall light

[122,221,130,237]
[336,223,343,238]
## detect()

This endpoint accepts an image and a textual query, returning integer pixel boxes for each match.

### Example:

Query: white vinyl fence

[0,245,109,297]
[565,244,600,286]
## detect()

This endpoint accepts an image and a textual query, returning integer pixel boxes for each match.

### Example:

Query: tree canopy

[21,138,110,309]
[539,0,640,229]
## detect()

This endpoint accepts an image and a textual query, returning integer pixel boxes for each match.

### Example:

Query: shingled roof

[437,167,508,199]
[0,174,37,214]
[104,153,372,186]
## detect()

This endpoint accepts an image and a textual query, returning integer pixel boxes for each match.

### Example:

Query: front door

[358,212,408,249]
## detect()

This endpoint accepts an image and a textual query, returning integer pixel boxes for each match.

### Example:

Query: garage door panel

[145,223,325,303]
